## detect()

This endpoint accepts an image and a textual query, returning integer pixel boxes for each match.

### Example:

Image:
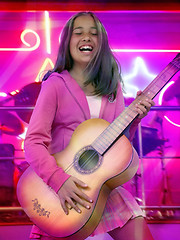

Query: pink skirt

[29,186,144,239]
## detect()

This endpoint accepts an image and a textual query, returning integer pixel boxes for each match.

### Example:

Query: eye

[91,30,98,36]
[73,29,82,35]
[91,28,98,36]
[74,32,82,35]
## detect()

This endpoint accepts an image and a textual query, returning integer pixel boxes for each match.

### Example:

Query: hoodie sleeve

[24,76,70,193]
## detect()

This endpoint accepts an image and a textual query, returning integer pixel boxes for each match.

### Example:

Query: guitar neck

[92,54,180,155]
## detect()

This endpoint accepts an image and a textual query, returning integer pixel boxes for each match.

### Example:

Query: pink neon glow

[45,11,51,54]
[10,90,19,96]
[34,58,54,82]
[0,92,7,97]
[158,81,175,105]
[164,115,180,127]
[123,57,156,97]
[158,81,180,128]
[0,29,40,51]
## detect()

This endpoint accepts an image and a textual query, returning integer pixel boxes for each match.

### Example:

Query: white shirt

[86,95,102,118]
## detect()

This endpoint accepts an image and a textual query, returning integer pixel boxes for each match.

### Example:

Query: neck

[69,67,95,96]
[69,67,85,85]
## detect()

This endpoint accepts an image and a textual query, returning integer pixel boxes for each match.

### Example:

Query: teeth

[79,46,93,51]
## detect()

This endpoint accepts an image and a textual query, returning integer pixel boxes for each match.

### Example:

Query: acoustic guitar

[17,53,180,239]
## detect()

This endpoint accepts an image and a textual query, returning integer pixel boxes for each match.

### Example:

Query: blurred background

[0,0,180,239]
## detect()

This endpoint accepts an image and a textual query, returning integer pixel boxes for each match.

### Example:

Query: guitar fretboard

[92,56,180,155]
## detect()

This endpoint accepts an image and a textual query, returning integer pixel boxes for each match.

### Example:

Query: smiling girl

[24,12,154,240]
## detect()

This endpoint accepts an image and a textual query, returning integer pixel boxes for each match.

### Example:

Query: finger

[67,197,82,214]
[136,108,147,116]
[141,102,151,111]
[136,102,147,112]
[72,178,93,203]
[72,191,92,209]
[137,98,153,109]
[143,98,155,106]
[66,202,73,209]
[135,104,148,118]
[73,177,88,188]
[60,198,69,215]
[77,190,93,203]
[142,100,154,111]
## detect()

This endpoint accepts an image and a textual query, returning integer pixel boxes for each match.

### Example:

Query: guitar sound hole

[74,146,102,174]
[78,150,99,171]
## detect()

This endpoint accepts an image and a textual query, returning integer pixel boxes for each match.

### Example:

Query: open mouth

[79,45,93,52]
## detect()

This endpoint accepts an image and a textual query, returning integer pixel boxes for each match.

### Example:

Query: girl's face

[69,15,99,70]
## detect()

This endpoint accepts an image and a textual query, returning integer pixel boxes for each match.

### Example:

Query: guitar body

[17,118,139,239]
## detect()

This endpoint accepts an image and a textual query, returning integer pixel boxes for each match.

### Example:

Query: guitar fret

[126,110,136,119]
[172,55,180,69]
[144,62,179,100]
[129,106,137,114]
[93,129,116,153]
[155,80,164,88]
[96,137,110,149]
[111,125,123,136]
[113,120,127,132]
[113,120,124,129]
[92,144,104,154]
[122,109,136,121]
[101,132,114,145]
[107,127,119,138]
[105,127,120,141]
[125,111,134,118]
[144,87,156,96]
[93,120,124,154]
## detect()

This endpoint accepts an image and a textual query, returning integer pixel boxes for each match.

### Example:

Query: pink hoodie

[24,70,140,193]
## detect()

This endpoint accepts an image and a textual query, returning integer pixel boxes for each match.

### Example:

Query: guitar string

[64,148,98,173]
[63,61,180,174]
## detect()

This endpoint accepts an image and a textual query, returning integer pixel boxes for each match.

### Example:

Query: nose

[82,33,91,41]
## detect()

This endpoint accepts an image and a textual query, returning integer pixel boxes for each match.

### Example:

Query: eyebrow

[73,26,97,30]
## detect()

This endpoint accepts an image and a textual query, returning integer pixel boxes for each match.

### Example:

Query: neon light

[34,58,54,82]
[158,81,180,127]
[124,57,157,80]
[0,92,7,97]
[45,11,51,54]
[112,49,180,53]
[10,90,19,96]
[164,116,180,127]
[18,127,28,140]
[0,29,40,51]
[18,127,28,151]
[123,57,157,97]
[158,81,175,105]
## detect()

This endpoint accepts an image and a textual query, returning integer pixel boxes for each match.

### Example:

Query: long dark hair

[43,12,123,97]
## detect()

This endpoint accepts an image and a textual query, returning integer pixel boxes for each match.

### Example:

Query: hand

[135,91,155,119]
[57,176,93,215]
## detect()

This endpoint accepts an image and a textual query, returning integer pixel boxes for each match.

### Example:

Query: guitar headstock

[171,53,180,69]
